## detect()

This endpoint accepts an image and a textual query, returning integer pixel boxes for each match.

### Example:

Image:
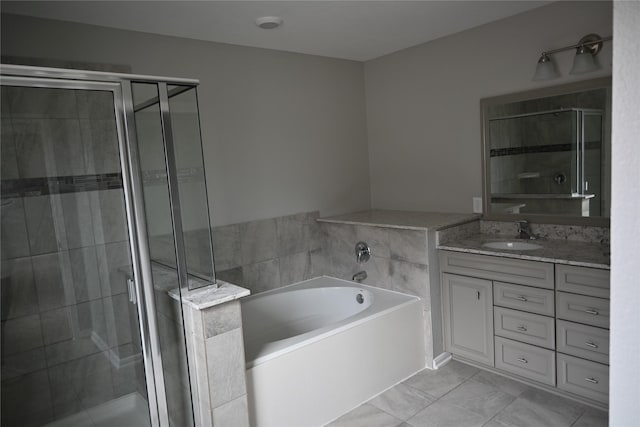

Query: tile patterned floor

[327,361,608,427]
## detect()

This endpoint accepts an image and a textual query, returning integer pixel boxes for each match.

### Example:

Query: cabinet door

[442,273,494,366]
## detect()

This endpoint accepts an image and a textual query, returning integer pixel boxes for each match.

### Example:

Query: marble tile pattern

[437,232,610,269]
[1,82,153,427]
[211,211,321,294]
[168,279,250,311]
[327,360,608,427]
[318,209,479,231]
[312,219,439,364]
[181,299,250,426]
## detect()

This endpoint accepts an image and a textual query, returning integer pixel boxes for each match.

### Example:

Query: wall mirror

[481,77,611,226]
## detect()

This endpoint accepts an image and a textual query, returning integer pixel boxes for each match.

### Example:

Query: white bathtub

[242,276,426,427]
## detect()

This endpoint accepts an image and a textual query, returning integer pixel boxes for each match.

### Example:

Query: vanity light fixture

[255,16,283,30]
[532,33,611,81]
[533,53,559,81]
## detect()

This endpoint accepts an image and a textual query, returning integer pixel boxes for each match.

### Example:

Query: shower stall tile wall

[1,87,145,427]
[2,65,217,427]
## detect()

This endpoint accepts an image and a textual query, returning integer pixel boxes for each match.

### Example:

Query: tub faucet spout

[352,271,367,283]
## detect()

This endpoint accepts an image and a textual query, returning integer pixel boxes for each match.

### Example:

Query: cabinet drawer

[557,320,609,365]
[494,307,555,349]
[557,292,610,329]
[494,282,555,316]
[440,251,554,289]
[557,353,609,404]
[556,265,610,299]
[495,336,556,386]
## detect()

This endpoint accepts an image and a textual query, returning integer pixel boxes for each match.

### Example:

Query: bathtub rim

[242,275,422,369]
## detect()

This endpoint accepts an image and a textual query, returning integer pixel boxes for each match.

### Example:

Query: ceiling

[1,1,552,61]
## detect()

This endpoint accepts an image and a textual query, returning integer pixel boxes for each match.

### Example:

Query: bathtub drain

[356,293,364,304]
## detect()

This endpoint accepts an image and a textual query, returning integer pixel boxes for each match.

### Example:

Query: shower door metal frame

[0,64,207,427]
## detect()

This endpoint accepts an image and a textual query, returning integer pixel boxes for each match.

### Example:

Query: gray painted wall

[364,1,612,213]
[1,2,614,222]
[0,13,370,226]
[610,1,640,424]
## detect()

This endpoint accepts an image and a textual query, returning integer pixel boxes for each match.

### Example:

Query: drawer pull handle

[516,326,528,332]
[517,357,528,364]
[584,377,599,384]
[584,308,600,315]
[515,296,528,302]
[585,341,599,349]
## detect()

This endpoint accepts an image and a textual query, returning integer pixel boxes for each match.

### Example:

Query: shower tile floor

[44,392,150,427]
[327,360,608,427]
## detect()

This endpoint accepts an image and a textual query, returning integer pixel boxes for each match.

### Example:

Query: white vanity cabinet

[441,273,494,366]
[439,250,610,408]
[555,264,610,404]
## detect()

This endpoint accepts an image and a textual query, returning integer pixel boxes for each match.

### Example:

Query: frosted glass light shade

[570,48,600,74]
[532,55,559,81]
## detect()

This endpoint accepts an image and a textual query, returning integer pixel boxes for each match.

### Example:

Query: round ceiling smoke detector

[255,16,283,30]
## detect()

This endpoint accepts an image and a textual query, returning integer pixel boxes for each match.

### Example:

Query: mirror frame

[481,77,611,227]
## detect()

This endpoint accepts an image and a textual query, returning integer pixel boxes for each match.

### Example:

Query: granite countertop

[317,209,479,231]
[438,233,610,269]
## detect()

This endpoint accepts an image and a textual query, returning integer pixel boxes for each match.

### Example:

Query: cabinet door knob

[585,341,598,349]
[517,357,528,364]
[584,377,599,384]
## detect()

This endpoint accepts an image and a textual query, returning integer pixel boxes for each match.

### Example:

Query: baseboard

[432,352,452,369]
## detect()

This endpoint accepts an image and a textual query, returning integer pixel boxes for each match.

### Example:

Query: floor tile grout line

[374,362,605,427]
[569,406,589,427]
[437,375,518,424]
[367,386,437,423]
[482,404,512,427]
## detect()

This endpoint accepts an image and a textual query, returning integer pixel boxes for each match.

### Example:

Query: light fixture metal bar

[541,36,612,56]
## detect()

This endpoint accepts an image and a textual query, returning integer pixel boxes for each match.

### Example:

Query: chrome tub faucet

[352,271,367,283]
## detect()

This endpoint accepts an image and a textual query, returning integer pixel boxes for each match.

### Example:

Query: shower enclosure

[1,64,216,427]
[488,107,604,216]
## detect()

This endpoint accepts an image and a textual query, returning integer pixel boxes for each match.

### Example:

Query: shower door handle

[127,278,138,305]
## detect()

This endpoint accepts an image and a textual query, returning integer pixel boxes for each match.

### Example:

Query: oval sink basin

[482,241,542,251]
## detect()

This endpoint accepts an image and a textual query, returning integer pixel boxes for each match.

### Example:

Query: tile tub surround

[318,209,479,231]
[328,360,608,427]
[211,211,321,294]
[313,210,477,368]
[173,281,251,427]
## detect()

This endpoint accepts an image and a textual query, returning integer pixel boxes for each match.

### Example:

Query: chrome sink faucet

[516,220,537,240]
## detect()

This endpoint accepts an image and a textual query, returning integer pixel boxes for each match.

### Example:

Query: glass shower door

[125,80,216,427]
[129,81,196,427]
[1,83,151,426]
